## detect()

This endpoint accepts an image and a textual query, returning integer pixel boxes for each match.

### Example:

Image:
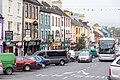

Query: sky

[52,0,120,27]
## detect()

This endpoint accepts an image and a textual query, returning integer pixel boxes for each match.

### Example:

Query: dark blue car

[39,56,50,68]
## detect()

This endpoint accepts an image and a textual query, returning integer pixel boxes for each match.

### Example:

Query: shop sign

[5,31,13,40]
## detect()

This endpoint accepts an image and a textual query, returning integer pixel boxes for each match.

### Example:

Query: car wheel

[60,60,65,66]
[5,68,13,75]
[24,65,30,71]
[41,63,46,68]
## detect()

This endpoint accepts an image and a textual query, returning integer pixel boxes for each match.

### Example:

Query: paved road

[0,58,112,80]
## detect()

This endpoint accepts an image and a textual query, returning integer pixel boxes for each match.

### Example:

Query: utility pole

[21,0,25,56]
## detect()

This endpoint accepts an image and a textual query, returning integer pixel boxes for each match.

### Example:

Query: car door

[16,57,25,69]
[111,59,120,77]
[47,51,58,64]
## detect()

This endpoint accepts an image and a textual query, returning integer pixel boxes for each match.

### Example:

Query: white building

[0,0,23,55]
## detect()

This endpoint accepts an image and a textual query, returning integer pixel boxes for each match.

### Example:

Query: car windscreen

[80,52,89,56]
[99,40,115,49]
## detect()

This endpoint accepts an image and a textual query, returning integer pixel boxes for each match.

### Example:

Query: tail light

[14,58,16,65]
[0,63,2,67]
[109,68,111,76]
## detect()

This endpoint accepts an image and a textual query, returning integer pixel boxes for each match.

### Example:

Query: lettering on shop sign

[28,41,39,46]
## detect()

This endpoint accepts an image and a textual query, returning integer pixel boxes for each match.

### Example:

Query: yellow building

[23,0,40,54]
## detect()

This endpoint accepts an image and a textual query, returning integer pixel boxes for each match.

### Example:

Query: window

[29,23,32,37]
[52,16,54,26]
[29,5,32,18]
[46,31,47,39]
[117,59,120,64]
[56,17,57,26]
[17,23,21,34]
[8,21,12,31]
[17,3,21,15]
[40,14,43,24]
[41,31,44,39]
[36,7,38,20]
[45,15,47,25]
[25,22,28,29]
[8,0,12,14]
[58,18,60,27]
[47,51,56,57]
[34,6,36,19]
[48,16,50,25]
[34,26,38,38]
[25,3,28,17]
[32,6,35,19]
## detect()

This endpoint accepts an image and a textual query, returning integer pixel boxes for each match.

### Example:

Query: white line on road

[70,74,75,76]
[81,70,89,75]
[36,74,48,77]
[63,77,68,79]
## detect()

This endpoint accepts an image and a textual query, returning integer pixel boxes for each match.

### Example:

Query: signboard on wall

[5,31,13,40]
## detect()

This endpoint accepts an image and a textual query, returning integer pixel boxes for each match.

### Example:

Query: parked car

[15,56,36,71]
[39,56,50,68]
[107,56,120,80]
[0,53,15,75]
[33,50,69,66]
[78,51,92,63]
[26,56,42,69]
[0,60,3,74]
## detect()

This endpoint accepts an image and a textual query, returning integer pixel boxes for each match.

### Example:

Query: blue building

[40,1,51,50]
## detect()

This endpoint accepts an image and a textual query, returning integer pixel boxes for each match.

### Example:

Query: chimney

[79,14,85,21]
[52,0,62,9]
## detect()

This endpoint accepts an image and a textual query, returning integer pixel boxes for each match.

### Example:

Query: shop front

[24,40,40,55]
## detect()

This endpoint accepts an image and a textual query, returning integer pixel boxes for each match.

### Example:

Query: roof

[0,14,3,19]
[99,37,115,41]
[71,18,80,26]
[23,0,40,5]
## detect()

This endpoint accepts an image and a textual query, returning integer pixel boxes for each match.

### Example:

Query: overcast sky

[52,0,120,27]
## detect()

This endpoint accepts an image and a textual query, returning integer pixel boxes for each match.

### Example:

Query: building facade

[0,0,23,55]
[39,1,51,50]
[23,0,40,55]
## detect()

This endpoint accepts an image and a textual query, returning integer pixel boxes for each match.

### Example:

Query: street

[0,58,112,80]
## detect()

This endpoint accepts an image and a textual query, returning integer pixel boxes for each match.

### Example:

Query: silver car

[108,56,120,80]
[0,60,3,74]
[78,51,92,63]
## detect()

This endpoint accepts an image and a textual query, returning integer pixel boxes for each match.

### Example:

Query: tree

[76,34,86,50]
[108,27,120,36]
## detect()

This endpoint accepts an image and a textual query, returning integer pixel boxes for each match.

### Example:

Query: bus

[98,37,116,61]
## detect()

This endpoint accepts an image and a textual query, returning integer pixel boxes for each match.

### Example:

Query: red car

[15,56,36,71]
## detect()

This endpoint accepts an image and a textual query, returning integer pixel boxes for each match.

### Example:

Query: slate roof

[0,14,3,19]
[71,18,80,26]
[23,0,40,5]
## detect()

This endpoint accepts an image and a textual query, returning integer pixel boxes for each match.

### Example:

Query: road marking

[81,70,89,75]
[90,76,95,78]
[70,74,75,76]
[96,76,100,78]
[52,74,62,77]
[101,76,105,78]
[36,74,48,77]
[63,77,68,79]
[63,72,74,74]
